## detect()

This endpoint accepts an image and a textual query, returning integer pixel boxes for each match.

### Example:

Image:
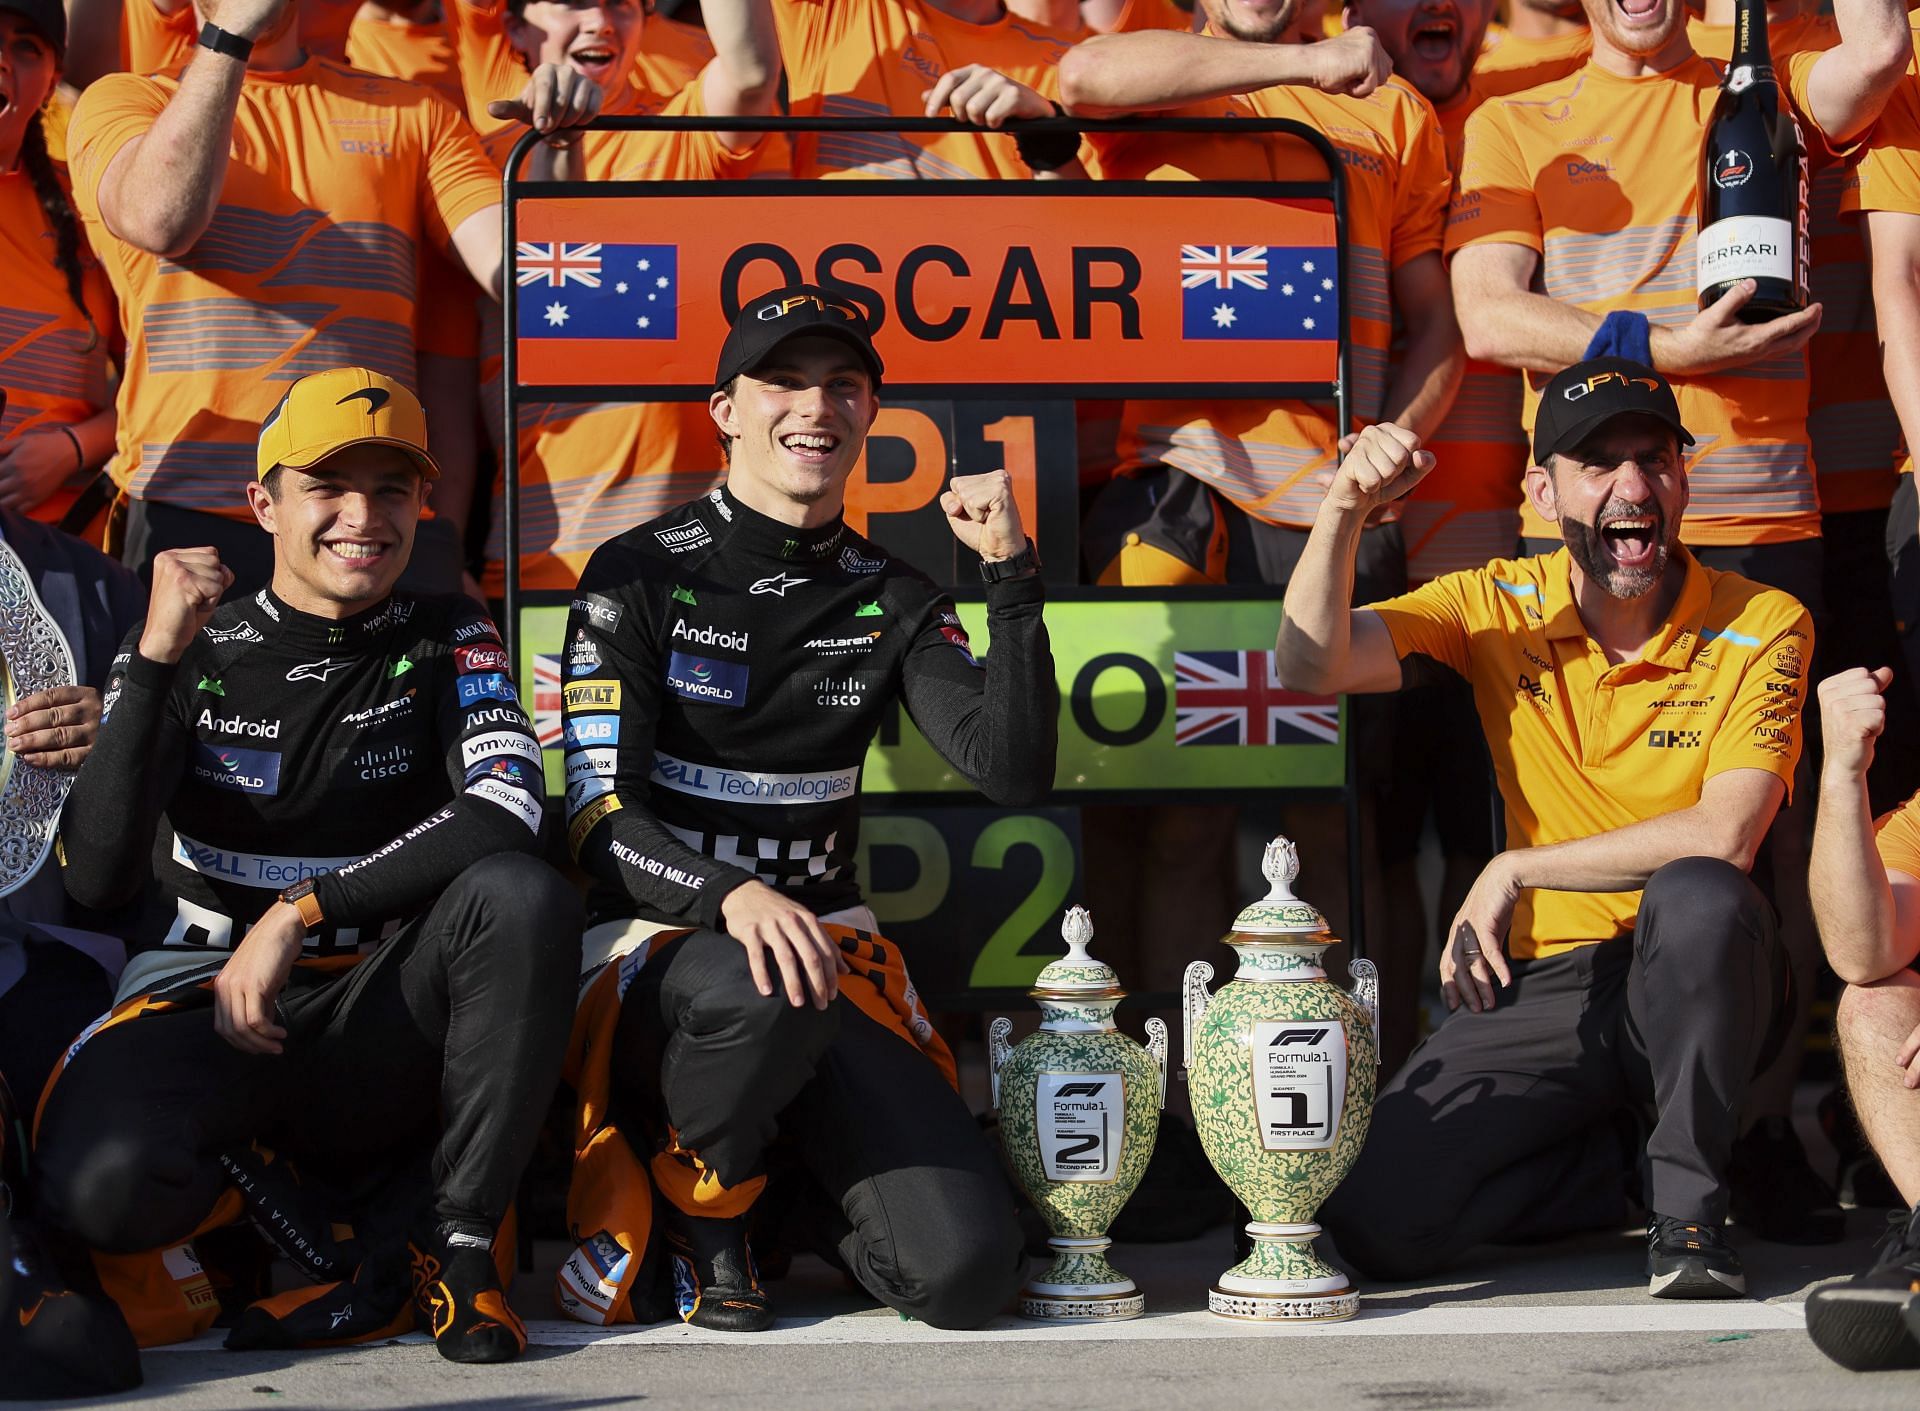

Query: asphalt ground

[52,1208,1916,1411]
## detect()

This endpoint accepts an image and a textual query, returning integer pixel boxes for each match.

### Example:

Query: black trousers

[1322,857,1786,1281]
[610,929,1024,1329]
[34,855,581,1251]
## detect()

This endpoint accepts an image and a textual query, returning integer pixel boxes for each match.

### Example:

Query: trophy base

[1207,1221,1358,1323]
[1016,1238,1146,1322]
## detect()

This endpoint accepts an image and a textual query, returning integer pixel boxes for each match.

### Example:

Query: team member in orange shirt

[778,0,1088,180]
[65,0,597,590]
[346,0,465,103]
[476,0,783,595]
[1475,0,1590,91]
[118,0,361,74]
[1283,362,1807,1297]
[1805,665,1920,1371]
[0,0,118,528]
[1061,12,1460,590]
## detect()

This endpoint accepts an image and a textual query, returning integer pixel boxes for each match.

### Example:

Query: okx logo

[192,742,281,795]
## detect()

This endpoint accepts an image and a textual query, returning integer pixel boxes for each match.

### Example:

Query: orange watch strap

[292,888,325,930]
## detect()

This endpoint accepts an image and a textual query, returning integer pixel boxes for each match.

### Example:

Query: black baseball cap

[0,0,64,55]
[713,285,884,392]
[1532,357,1693,465]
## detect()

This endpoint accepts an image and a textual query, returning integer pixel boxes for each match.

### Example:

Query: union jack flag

[533,653,565,747]
[515,241,604,289]
[1173,651,1340,746]
[1180,245,1270,291]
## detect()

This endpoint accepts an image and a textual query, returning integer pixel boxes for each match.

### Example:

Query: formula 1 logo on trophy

[0,540,78,898]
[1184,837,1380,1320]
[990,906,1168,1321]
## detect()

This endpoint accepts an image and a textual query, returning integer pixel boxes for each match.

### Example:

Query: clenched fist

[1819,666,1894,782]
[1310,26,1393,98]
[140,547,232,665]
[941,470,1028,562]
[1325,422,1435,517]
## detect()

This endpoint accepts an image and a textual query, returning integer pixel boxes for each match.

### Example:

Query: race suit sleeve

[898,573,1057,807]
[561,565,758,928]
[312,605,545,925]
[60,627,191,910]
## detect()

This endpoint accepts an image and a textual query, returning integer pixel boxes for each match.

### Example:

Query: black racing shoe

[662,1207,773,1332]
[1804,1207,1920,1372]
[406,1219,526,1364]
[1647,1215,1746,1299]
[1727,1117,1846,1245]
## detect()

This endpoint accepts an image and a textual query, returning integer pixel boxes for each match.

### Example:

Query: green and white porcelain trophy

[1183,836,1380,1322]
[989,906,1167,1321]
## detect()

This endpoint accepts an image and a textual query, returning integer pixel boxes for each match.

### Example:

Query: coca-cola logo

[1712,149,1753,189]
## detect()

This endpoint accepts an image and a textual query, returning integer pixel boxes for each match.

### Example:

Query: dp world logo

[1712,149,1753,189]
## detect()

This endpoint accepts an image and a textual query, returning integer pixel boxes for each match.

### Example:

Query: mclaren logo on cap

[1563,371,1661,402]
[337,387,391,414]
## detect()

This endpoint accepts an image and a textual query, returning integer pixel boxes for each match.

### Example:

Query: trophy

[0,541,78,898]
[1183,837,1379,1321]
[989,906,1167,1321]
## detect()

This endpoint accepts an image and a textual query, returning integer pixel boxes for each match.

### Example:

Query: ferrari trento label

[1036,1071,1123,1182]
[1250,1020,1347,1151]
[1696,215,1793,292]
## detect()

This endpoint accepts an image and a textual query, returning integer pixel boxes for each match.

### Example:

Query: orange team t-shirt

[346,9,466,107]
[774,0,1077,179]
[1842,53,1920,476]
[124,0,361,72]
[479,78,787,593]
[1472,22,1592,96]
[68,58,500,518]
[1091,68,1449,527]
[1692,13,1895,514]
[1449,51,1835,547]
[0,163,118,525]
[1370,546,1809,957]
[1873,788,1920,969]
[1399,75,1526,583]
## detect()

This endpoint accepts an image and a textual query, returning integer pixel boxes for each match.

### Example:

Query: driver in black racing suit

[560,286,1057,1331]
[32,369,581,1366]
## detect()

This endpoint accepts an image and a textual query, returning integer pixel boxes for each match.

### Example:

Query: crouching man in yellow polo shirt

[1279,358,1808,1299]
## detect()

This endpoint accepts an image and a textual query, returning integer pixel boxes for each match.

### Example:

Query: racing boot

[407,1218,526,1364]
[1804,1206,1920,1371]
[661,1204,773,1332]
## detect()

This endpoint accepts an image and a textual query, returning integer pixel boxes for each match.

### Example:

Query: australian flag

[1181,245,1337,341]
[516,243,678,340]
[1173,651,1340,746]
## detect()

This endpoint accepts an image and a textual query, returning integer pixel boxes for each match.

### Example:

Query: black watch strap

[198,21,254,60]
[979,538,1040,584]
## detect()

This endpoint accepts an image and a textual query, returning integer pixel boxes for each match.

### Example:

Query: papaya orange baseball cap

[255,368,439,482]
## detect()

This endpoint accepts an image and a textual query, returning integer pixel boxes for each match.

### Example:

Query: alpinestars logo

[287,658,350,684]
[749,572,808,596]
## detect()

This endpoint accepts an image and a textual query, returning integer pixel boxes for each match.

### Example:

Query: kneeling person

[1278,359,1805,1298]
[34,369,582,1365]
[560,286,1056,1331]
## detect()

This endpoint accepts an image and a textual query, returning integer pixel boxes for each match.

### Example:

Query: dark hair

[261,465,286,499]
[19,109,99,353]
[715,374,736,464]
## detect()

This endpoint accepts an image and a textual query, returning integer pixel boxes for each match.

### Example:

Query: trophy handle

[1181,960,1215,1081]
[987,1016,1014,1111]
[1143,1017,1169,1108]
[1349,957,1381,1065]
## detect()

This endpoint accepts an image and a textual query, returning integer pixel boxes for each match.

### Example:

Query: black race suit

[35,588,582,1251]
[565,484,1056,1328]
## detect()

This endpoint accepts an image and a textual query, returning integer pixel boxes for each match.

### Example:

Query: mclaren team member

[32,369,581,1365]
[1279,359,1807,1299]
[558,286,1056,1331]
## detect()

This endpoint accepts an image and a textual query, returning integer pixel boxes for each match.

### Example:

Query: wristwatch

[279,879,324,931]
[198,21,254,61]
[978,538,1041,584]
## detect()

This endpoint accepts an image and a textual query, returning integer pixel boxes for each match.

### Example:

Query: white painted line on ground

[149,1301,1809,1351]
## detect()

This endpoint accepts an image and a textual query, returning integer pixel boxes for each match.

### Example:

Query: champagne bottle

[1695,0,1810,322]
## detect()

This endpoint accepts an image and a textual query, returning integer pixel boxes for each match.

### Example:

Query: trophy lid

[1029,905,1125,1000]
[1227,837,1331,938]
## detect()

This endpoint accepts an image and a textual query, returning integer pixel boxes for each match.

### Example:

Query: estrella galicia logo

[1712,149,1752,189]
[458,672,518,708]
[192,741,281,795]
[666,652,749,706]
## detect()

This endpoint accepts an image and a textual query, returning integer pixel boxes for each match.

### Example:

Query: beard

[1559,497,1672,600]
